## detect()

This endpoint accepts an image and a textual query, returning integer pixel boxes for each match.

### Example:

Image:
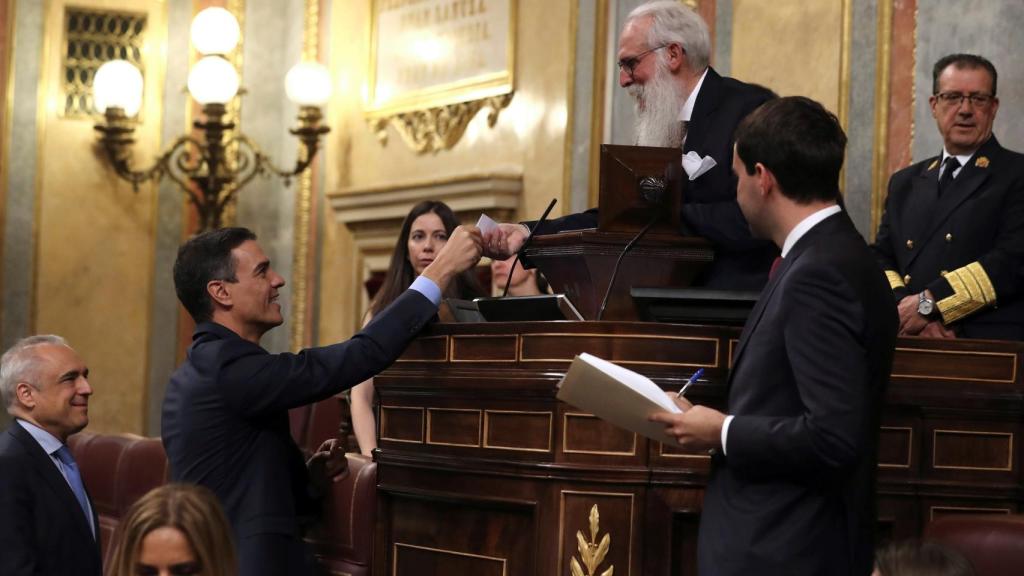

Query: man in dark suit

[162,225,481,576]
[485,0,776,290]
[873,53,1024,340]
[0,335,102,576]
[651,97,898,575]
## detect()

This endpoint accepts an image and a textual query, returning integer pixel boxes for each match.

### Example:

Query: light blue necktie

[54,445,95,539]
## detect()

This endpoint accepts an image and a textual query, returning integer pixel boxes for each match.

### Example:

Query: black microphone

[502,198,557,298]
[595,211,661,321]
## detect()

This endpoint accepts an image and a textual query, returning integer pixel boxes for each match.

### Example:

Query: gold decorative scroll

[571,505,614,576]
[366,0,516,153]
[369,93,511,153]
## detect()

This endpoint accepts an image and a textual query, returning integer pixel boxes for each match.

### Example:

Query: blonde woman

[109,484,236,576]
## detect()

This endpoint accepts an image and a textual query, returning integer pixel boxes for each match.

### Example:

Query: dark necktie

[938,156,961,195]
[769,255,783,280]
[54,445,95,539]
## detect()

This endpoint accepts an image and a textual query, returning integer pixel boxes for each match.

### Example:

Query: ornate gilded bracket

[369,93,513,154]
[571,505,614,576]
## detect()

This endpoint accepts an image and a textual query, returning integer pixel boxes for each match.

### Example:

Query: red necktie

[769,256,783,280]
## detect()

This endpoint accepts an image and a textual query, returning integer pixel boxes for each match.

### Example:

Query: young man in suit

[484,0,777,290]
[873,53,1024,340]
[651,97,899,575]
[162,225,482,576]
[0,335,102,576]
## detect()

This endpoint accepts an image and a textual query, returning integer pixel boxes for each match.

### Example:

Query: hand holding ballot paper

[556,353,726,453]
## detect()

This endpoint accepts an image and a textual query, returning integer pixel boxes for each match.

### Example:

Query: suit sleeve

[219,288,438,416]
[872,176,910,302]
[726,263,873,482]
[929,170,1024,324]
[0,456,37,575]
[525,208,599,236]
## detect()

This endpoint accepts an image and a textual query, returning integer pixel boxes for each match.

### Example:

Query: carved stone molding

[369,93,514,154]
[329,172,522,235]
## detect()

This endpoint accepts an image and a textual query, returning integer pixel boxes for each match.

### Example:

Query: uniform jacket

[873,136,1024,339]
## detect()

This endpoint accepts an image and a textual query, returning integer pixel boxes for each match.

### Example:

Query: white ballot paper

[556,352,682,446]
[476,213,498,235]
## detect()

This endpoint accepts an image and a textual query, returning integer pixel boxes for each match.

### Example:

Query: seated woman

[351,200,485,456]
[490,254,549,297]
[109,483,236,576]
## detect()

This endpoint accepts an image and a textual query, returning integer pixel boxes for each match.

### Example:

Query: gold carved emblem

[571,505,614,576]
[370,94,513,154]
[927,159,940,171]
[975,156,990,168]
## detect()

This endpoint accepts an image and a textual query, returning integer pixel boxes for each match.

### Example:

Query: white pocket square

[682,151,717,181]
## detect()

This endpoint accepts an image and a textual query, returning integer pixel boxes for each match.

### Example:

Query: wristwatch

[917,291,936,317]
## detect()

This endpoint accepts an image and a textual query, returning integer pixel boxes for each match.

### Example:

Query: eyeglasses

[617,45,668,79]
[934,91,995,108]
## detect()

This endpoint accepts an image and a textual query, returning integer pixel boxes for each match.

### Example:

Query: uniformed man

[873,53,1024,340]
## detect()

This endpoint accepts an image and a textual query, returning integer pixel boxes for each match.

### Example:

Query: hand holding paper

[649,401,726,453]
[476,213,499,235]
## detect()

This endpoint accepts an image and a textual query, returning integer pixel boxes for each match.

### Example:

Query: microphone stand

[502,198,557,297]
[595,211,662,321]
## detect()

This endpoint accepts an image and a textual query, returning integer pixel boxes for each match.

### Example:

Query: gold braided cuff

[885,270,905,291]
[936,262,997,324]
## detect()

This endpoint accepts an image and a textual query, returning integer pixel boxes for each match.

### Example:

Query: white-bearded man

[484,0,777,290]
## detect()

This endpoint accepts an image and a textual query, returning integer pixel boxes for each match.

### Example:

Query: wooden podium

[524,231,712,320]
[371,322,1024,576]
[366,146,1023,575]
[522,144,713,321]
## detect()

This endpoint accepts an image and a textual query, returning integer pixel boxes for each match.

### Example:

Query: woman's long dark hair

[369,200,485,316]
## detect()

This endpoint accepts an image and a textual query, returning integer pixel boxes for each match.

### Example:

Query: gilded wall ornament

[571,504,614,576]
[370,93,513,154]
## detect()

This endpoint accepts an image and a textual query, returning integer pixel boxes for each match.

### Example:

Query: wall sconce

[93,7,331,231]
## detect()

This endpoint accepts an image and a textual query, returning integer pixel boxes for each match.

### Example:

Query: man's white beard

[629,61,685,148]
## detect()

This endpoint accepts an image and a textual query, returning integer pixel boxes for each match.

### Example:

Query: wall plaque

[367,0,516,153]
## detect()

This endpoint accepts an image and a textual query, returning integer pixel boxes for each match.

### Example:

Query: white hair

[0,335,68,410]
[626,0,712,73]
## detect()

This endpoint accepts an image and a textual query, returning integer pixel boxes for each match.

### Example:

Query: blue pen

[676,368,704,398]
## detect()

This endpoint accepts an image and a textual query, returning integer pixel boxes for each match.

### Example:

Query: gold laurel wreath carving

[570,505,614,576]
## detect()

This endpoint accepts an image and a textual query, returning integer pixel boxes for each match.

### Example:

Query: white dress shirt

[15,418,96,531]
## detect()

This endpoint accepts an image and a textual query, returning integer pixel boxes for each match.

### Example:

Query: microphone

[502,198,557,298]
[595,212,660,321]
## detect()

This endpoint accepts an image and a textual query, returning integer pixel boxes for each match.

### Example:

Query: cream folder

[556,352,683,447]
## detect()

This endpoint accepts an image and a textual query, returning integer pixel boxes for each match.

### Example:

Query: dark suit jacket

[532,67,777,290]
[699,212,898,576]
[873,136,1024,339]
[0,422,102,576]
[162,288,437,576]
